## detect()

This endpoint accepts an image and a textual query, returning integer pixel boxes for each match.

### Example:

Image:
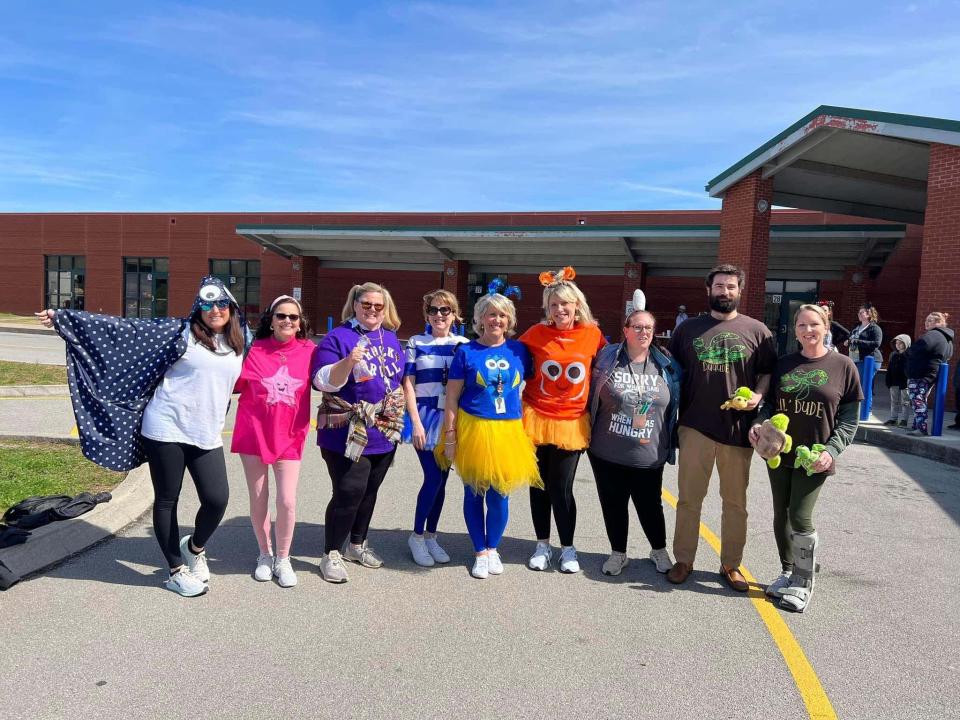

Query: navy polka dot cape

[55,310,190,471]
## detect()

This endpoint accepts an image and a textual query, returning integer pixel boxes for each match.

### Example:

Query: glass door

[124,257,169,318]
[764,280,819,354]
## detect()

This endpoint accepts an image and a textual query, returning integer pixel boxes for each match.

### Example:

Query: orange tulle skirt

[522,406,591,450]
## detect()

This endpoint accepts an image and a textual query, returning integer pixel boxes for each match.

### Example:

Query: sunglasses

[427,306,452,317]
[357,301,384,312]
[274,312,300,322]
[200,300,231,311]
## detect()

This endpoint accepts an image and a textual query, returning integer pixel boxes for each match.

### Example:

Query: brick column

[918,143,960,410]
[621,262,647,314]
[290,256,320,334]
[718,170,774,319]
[442,259,469,311]
[838,265,871,329]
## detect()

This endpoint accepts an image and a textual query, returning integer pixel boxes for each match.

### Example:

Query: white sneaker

[424,536,450,563]
[602,551,629,576]
[408,534,435,567]
[528,542,552,571]
[180,535,209,583]
[254,553,274,582]
[164,568,207,597]
[320,551,349,583]
[471,554,489,579]
[649,547,673,574]
[765,570,793,598]
[487,549,503,575]
[273,557,297,588]
[559,546,580,574]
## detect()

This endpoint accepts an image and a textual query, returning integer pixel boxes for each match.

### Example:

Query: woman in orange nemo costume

[519,266,606,573]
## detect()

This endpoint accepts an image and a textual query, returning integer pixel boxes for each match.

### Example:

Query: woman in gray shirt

[587,310,681,576]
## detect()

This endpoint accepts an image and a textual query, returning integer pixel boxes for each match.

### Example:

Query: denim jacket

[589,342,682,465]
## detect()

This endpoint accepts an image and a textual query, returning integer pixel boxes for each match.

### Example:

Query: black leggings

[142,437,230,570]
[587,451,666,553]
[321,448,396,553]
[529,445,581,546]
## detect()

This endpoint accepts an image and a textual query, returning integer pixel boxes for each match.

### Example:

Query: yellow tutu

[522,406,590,450]
[453,409,542,495]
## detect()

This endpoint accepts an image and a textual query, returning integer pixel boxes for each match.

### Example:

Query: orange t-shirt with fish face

[520,323,606,420]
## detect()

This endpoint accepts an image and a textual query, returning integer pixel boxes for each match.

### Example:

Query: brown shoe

[720,565,749,592]
[667,561,692,584]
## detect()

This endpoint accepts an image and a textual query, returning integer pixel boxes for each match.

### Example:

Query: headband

[539,266,576,287]
[269,295,302,313]
[487,277,521,300]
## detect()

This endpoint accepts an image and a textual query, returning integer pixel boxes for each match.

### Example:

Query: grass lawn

[0,360,67,386]
[0,440,124,516]
[0,313,39,325]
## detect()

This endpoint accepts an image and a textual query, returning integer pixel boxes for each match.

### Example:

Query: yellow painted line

[69,424,78,438]
[662,488,838,720]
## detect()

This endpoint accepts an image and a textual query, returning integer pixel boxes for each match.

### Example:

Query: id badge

[437,389,446,410]
[632,408,648,430]
[494,396,507,415]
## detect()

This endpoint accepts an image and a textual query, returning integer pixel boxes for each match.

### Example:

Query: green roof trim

[237,222,904,234]
[705,105,960,193]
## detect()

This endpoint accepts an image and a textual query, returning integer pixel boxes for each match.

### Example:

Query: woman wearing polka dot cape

[38,276,250,598]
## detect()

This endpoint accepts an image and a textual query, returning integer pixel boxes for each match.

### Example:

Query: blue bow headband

[487,277,521,300]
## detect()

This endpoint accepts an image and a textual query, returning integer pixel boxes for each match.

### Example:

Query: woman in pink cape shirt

[232,295,314,588]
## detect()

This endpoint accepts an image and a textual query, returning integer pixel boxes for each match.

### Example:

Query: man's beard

[709,294,739,314]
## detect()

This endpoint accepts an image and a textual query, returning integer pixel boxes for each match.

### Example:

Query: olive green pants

[767,464,826,571]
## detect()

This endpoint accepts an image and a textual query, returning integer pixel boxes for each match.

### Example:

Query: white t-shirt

[141,332,243,449]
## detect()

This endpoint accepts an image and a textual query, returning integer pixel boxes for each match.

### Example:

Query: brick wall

[718,170,774,319]
[918,143,960,410]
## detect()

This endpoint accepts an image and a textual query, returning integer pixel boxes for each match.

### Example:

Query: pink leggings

[241,455,301,558]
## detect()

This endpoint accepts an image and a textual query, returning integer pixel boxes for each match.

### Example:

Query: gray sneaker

[179,535,209,583]
[320,551,349,583]
[253,553,274,582]
[343,541,383,568]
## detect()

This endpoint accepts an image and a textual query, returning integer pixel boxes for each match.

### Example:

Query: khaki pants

[673,426,753,568]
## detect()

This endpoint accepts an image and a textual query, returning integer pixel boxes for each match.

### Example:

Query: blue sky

[2,0,959,212]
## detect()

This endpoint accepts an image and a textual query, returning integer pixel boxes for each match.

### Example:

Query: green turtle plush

[794,443,827,476]
[720,386,753,410]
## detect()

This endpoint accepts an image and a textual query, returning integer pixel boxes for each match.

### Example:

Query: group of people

[41,262,946,615]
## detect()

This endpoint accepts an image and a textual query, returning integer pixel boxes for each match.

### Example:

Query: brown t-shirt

[669,313,777,447]
[769,351,863,467]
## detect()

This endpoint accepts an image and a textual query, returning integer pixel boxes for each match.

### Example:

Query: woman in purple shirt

[312,282,405,584]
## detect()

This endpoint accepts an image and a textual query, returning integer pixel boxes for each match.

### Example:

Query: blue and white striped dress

[401,332,469,450]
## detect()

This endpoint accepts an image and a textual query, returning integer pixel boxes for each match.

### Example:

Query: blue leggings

[413,449,448,535]
[462,486,509,553]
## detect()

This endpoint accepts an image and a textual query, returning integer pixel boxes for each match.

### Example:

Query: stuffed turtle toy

[720,386,753,410]
[755,413,793,469]
[794,443,827,476]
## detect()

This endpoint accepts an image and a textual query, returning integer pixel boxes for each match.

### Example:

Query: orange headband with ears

[539,266,576,287]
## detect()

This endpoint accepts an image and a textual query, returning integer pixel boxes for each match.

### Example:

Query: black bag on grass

[2,492,112,530]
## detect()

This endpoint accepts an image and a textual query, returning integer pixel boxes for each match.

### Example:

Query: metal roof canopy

[237,223,904,280]
[707,106,960,224]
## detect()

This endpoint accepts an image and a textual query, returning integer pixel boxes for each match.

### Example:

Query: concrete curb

[0,325,56,336]
[0,384,70,397]
[0,463,152,581]
[856,425,960,468]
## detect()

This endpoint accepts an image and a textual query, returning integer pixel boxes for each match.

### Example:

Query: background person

[312,282,405,583]
[666,263,777,592]
[587,309,680,576]
[749,304,862,613]
[232,295,314,588]
[675,305,688,329]
[443,290,541,580]
[402,290,469,567]
[905,311,954,437]
[38,276,249,598]
[884,334,912,428]
[519,266,605,574]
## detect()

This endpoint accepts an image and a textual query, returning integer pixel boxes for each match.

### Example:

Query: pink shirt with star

[231,336,315,463]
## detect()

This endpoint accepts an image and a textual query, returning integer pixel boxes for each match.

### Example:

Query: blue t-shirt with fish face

[448,339,532,420]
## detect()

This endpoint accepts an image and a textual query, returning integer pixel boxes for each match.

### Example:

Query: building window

[123,257,169,318]
[46,256,85,310]
[210,259,260,317]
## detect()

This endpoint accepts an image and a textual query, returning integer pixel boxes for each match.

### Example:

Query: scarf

[316,386,405,461]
